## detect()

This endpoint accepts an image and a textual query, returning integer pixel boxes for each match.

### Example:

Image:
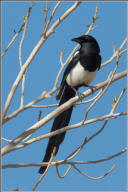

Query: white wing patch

[68,51,79,63]
[66,62,97,87]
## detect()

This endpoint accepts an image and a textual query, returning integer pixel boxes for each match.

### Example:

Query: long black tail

[38,85,76,174]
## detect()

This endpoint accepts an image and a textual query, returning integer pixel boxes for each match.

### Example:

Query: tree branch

[2,148,127,169]
[72,163,116,180]
[2,34,126,125]
[2,1,82,121]
[101,37,127,68]
[1,70,126,156]
[1,3,35,58]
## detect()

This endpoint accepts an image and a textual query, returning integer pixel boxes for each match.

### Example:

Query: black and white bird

[38,35,101,174]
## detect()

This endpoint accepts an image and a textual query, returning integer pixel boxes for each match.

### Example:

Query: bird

[38,34,101,174]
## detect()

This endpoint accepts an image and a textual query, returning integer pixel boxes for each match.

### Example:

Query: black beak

[72,36,83,43]
[71,35,86,44]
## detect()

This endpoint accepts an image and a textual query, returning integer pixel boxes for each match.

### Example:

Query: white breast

[66,62,97,87]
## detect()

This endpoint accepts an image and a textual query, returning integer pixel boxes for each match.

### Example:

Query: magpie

[38,35,101,174]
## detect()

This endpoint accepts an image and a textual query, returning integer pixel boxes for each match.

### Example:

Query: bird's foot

[77,92,85,100]
[71,87,85,100]
[86,85,97,93]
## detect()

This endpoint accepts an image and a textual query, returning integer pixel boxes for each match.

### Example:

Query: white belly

[66,62,97,87]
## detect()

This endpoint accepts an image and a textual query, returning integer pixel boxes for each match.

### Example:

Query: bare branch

[32,147,56,191]
[86,5,99,34]
[19,17,28,67]
[1,3,101,125]
[2,1,82,121]
[1,33,20,58]
[86,85,126,146]
[2,111,126,156]
[56,164,72,178]
[42,1,62,36]
[1,3,35,58]
[65,137,87,160]
[46,1,82,38]
[83,46,121,122]
[2,137,12,143]
[111,85,127,114]
[101,38,127,68]
[60,51,65,66]
[112,41,116,53]
[38,111,42,121]
[18,4,34,108]
[52,4,99,91]
[1,70,127,156]
[2,148,127,169]
[2,6,126,125]
[76,89,103,105]
[42,2,49,35]
[20,74,26,107]
[83,88,104,122]
[72,164,116,180]
[55,148,127,167]
[31,104,58,108]
[2,2,126,185]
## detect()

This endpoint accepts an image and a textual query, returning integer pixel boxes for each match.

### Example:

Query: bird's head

[72,35,100,54]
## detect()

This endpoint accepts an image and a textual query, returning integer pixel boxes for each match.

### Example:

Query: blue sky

[2,1,127,191]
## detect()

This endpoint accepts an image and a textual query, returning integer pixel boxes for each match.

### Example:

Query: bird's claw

[71,87,85,101]
[77,92,85,100]
[88,85,97,93]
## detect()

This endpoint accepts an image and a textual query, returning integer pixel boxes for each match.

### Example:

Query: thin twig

[111,86,127,114]
[72,164,116,180]
[87,87,126,146]
[42,1,62,36]
[85,85,127,146]
[1,3,35,58]
[1,33,20,58]
[65,137,88,160]
[23,89,103,108]
[2,147,127,169]
[1,70,127,156]
[60,51,65,66]
[42,2,49,35]
[56,164,72,178]
[58,83,126,177]
[83,88,104,122]
[2,111,126,156]
[76,89,103,105]
[2,137,12,143]
[83,48,120,123]
[86,5,99,35]
[52,4,99,91]
[54,84,126,176]
[2,1,82,121]
[52,137,87,178]
[2,6,126,124]
[19,16,28,67]
[20,74,26,107]
[101,38,127,68]
[38,111,42,121]
[31,104,58,108]
[32,147,56,191]
[19,4,34,107]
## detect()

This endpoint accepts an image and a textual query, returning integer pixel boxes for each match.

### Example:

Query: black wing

[80,54,101,72]
[56,52,80,100]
